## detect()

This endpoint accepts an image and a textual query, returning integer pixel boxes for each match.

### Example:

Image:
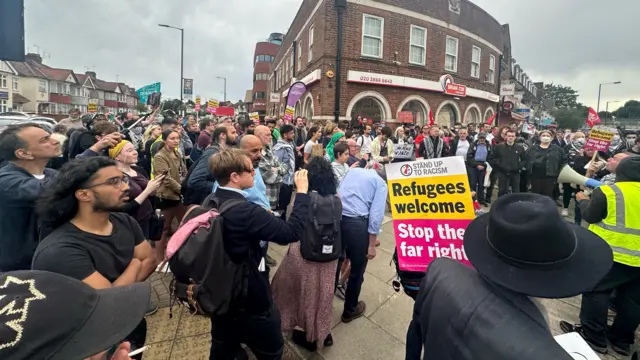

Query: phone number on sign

[360,76,393,85]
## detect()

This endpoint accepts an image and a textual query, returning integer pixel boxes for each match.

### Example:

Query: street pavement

[142,209,631,360]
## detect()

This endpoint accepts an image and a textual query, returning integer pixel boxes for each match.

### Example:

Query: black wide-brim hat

[464,193,613,298]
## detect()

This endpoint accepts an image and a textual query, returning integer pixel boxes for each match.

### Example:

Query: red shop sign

[445,83,467,97]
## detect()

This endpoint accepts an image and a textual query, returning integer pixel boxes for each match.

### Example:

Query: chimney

[25,53,42,64]
[85,71,96,78]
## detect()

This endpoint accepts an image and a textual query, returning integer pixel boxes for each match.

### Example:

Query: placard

[393,143,414,160]
[385,156,475,272]
[584,125,615,152]
[87,100,98,113]
[207,100,219,114]
[249,112,260,124]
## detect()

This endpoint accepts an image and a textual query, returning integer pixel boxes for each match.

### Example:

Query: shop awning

[12,93,30,104]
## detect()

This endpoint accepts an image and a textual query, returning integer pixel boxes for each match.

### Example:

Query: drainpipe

[495,54,504,125]
[334,0,347,123]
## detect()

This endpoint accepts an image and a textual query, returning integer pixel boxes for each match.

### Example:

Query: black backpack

[299,192,342,262]
[391,250,424,299]
[167,197,248,316]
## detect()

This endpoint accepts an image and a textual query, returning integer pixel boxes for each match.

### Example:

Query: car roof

[0,115,56,124]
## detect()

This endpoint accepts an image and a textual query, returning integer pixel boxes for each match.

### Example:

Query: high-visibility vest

[589,182,640,267]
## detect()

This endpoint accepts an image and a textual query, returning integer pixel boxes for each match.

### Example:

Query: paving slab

[318,317,405,360]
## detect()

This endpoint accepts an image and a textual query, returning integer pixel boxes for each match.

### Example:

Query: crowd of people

[0,106,639,360]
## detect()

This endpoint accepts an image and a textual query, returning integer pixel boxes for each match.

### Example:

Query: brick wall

[269,0,506,125]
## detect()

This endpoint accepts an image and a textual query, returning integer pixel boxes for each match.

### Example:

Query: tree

[135,102,148,113]
[543,83,579,108]
[612,100,640,118]
[551,107,586,130]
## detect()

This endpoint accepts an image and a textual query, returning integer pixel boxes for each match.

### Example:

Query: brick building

[267,0,521,128]
[250,33,283,117]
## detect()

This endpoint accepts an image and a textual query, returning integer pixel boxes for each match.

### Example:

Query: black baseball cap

[0,270,150,360]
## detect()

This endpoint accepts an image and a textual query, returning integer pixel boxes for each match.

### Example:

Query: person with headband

[525,129,567,198]
[109,140,164,240]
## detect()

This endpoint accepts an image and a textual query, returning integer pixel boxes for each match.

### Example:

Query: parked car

[0,115,56,133]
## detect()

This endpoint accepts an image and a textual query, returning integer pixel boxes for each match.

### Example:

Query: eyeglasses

[86,176,129,189]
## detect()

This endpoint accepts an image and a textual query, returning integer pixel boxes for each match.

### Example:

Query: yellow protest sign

[88,100,98,113]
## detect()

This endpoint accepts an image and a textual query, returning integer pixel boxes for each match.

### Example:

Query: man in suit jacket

[405,193,613,360]
[207,148,310,360]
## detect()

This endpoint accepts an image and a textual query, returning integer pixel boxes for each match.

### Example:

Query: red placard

[398,111,414,123]
[445,83,467,97]
[215,106,235,116]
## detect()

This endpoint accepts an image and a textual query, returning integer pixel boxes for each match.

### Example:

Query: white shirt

[357,134,373,155]
[455,139,470,157]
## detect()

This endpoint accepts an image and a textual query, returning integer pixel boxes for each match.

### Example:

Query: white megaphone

[557,165,602,188]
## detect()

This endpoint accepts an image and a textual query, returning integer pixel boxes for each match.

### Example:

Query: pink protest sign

[394,219,473,271]
[584,126,615,152]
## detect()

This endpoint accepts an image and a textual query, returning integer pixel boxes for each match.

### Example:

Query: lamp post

[606,101,619,125]
[158,24,184,107]
[216,76,227,102]
[596,81,621,113]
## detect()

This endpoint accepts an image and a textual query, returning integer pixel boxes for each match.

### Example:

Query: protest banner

[207,100,219,114]
[393,143,414,160]
[385,156,475,272]
[215,106,235,117]
[87,99,98,113]
[586,107,601,128]
[283,81,307,122]
[584,125,615,152]
[195,95,201,112]
[249,112,260,124]
[136,82,161,105]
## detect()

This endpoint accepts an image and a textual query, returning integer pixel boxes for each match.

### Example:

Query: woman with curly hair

[271,157,340,352]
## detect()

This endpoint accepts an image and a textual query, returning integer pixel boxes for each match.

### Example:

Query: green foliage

[543,83,580,108]
[551,107,586,130]
[612,100,640,118]
[135,102,148,113]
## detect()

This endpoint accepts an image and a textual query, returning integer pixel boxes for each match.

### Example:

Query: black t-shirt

[32,213,144,282]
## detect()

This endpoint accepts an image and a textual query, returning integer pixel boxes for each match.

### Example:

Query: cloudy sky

[24,0,637,111]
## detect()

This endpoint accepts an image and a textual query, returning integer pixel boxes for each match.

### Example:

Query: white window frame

[492,55,499,83]
[12,77,18,91]
[409,25,427,66]
[290,51,294,78]
[361,14,384,59]
[0,99,6,113]
[445,36,459,73]
[0,74,6,89]
[471,46,481,78]
[308,25,314,63]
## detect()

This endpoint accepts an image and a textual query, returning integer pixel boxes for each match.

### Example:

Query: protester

[0,270,150,360]
[271,157,339,351]
[273,124,296,218]
[561,131,586,217]
[141,124,162,174]
[331,142,358,183]
[418,125,448,159]
[346,138,364,167]
[448,128,470,159]
[108,140,164,238]
[294,117,307,169]
[560,156,640,356]
[466,132,492,206]
[207,149,310,359]
[489,130,526,197]
[33,157,158,357]
[73,121,121,158]
[326,132,345,162]
[304,126,321,165]
[406,193,613,359]
[197,118,216,150]
[153,130,187,261]
[336,167,387,322]
[526,129,567,198]
[0,123,61,271]
[371,126,394,164]
[184,124,237,205]
[356,124,374,158]
[256,125,286,211]
[58,108,85,130]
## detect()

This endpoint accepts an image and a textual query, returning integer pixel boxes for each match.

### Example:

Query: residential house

[0,61,25,112]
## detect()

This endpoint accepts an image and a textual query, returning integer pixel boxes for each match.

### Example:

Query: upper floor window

[255,73,269,81]
[471,46,481,78]
[0,74,7,89]
[362,14,383,58]
[290,51,294,78]
[409,25,426,66]
[445,36,458,72]
[308,25,314,63]
[12,77,18,91]
[297,42,302,72]
[489,54,496,84]
[38,79,48,93]
[255,55,274,63]
[254,91,266,100]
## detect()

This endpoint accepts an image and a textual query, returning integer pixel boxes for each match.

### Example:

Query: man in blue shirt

[337,167,388,322]
[212,135,277,266]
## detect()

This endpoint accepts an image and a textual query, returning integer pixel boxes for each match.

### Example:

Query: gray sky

[24,0,637,111]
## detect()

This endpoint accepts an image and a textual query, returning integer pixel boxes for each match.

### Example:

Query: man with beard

[183,124,238,205]
[58,108,85,130]
[32,157,156,359]
[0,123,61,271]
